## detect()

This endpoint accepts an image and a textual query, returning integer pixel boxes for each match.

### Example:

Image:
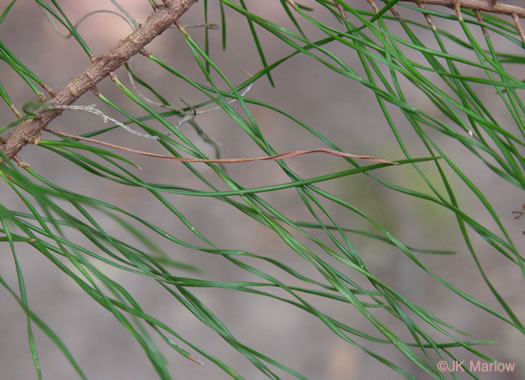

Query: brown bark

[1,0,197,160]
[399,0,525,18]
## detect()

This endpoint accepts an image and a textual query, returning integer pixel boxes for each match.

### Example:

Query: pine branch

[384,1,525,44]
[399,0,525,18]
[0,0,198,161]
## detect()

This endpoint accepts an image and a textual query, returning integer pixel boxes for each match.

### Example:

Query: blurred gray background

[0,1,524,379]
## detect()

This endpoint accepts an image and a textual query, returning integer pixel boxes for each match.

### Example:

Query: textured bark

[1,0,197,160]
[399,0,525,17]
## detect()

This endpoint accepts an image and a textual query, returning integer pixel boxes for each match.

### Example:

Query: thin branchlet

[397,0,525,18]
[375,0,525,44]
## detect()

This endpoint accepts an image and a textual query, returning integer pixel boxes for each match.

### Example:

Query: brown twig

[397,0,525,44]
[46,129,398,165]
[0,0,197,161]
[397,0,525,18]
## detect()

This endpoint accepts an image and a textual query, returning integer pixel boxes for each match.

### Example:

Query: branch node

[454,0,463,21]
[175,21,188,36]
[68,85,81,98]
[14,156,31,169]
[151,1,171,11]
[41,82,57,97]
[25,133,42,145]
[129,34,140,44]
[511,12,525,45]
